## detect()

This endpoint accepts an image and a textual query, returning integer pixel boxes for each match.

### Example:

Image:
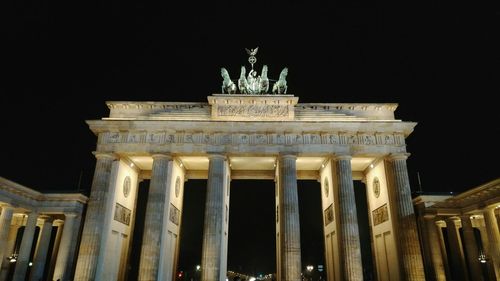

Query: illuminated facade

[72,93,426,281]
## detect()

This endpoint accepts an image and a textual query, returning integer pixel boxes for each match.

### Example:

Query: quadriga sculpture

[272,67,288,94]
[220,68,236,94]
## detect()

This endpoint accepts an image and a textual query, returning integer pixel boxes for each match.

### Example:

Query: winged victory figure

[245,47,259,56]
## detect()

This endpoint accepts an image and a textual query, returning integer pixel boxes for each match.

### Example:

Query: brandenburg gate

[73,53,426,281]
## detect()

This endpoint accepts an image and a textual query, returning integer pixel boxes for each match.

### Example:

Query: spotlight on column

[196,265,201,271]
[306,265,314,272]
[29,262,33,266]
[370,164,374,168]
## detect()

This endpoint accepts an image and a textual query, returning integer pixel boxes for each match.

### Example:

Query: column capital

[39,215,54,223]
[92,151,118,160]
[435,219,447,227]
[278,153,297,160]
[207,153,226,160]
[53,219,65,226]
[386,153,411,161]
[24,210,39,216]
[482,204,500,212]
[151,153,173,160]
[0,203,14,211]
[64,212,79,219]
[333,154,352,161]
[445,216,461,225]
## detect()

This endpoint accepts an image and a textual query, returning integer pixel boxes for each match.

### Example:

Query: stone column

[0,220,23,281]
[138,154,172,281]
[53,213,81,281]
[445,217,468,281]
[201,154,229,281]
[460,214,483,281]
[30,215,53,281]
[496,210,500,233]
[483,207,500,279]
[386,154,425,281]
[276,154,302,281]
[424,217,446,281]
[74,153,117,281]
[12,212,38,281]
[435,220,452,280]
[47,219,64,280]
[333,155,362,281]
[0,205,14,267]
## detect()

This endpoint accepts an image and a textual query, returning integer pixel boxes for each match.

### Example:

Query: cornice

[0,177,89,206]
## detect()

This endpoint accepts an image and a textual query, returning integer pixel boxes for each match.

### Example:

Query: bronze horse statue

[272,67,288,94]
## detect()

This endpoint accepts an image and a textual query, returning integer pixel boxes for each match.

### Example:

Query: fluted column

[30,215,54,281]
[47,219,64,280]
[460,214,483,281]
[53,213,81,281]
[138,154,173,281]
[483,207,500,279]
[334,155,363,281]
[424,217,446,281]
[0,221,23,281]
[12,212,38,281]
[201,154,228,281]
[435,220,452,280]
[277,154,302,281]
[445,217,468,281]
[0,205,14,267]
[386,154,425,281]
[74,153,117,281]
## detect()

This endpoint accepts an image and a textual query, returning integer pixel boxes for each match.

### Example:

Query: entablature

[88,119,412,156]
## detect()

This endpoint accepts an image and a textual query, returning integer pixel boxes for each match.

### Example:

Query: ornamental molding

[104,99,399,121]
[208,95,298,121]
[99,130,406,146]
[106,101,397,112]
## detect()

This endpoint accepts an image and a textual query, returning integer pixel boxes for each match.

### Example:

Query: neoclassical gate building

[73,87,426,280]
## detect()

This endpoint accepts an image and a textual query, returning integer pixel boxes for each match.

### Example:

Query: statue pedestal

[208,94,299,121]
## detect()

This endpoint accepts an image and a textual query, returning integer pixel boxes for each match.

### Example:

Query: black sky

[1,0,499,276]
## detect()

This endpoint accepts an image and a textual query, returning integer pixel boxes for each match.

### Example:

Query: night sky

[2,0,499,277]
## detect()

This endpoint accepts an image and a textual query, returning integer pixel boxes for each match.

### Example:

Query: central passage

[227,180,276,277]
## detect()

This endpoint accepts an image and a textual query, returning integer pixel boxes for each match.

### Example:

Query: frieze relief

[217,105,289,118]
[372,204,389,226]
[101,131,406,147]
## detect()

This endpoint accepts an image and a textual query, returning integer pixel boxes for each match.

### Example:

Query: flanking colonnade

[0,177,87,281]
[415,179,500,281]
